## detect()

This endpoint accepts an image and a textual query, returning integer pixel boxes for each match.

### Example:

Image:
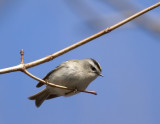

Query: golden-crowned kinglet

[29,58,102,107]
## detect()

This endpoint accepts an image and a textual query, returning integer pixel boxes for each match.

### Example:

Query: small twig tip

[20,49,24,55]
[20,49,24,64]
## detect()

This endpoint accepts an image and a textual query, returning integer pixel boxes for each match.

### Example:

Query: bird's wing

[36,65,64,88]
[36,60,78,88]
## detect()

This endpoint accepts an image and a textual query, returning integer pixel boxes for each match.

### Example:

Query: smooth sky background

[0,0,160,124]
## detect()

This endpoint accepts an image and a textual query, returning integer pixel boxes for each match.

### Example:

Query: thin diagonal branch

[0,2,160,74]
[23,69,97,95]
[20,50,97,95]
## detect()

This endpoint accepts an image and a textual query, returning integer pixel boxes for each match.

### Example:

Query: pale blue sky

[0,0,160,124]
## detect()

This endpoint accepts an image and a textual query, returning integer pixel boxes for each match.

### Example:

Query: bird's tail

[29,88,50,107]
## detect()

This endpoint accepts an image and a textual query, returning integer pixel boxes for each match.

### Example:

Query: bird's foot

[65,88,78,95]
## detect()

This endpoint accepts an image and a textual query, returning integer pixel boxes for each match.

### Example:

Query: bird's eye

[91,66,96,72]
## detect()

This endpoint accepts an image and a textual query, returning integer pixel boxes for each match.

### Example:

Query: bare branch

[23,68,97,95]
[0,2,160,74]
[20,49,24,64]
[20,50,97,95]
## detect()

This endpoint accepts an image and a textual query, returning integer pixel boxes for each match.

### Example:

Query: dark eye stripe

[91,65,96,71]
[90,58,101,72]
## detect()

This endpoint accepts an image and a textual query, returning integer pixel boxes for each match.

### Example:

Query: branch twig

[20,49,24,64]
[20,50,97,95]
[0,2,160,75]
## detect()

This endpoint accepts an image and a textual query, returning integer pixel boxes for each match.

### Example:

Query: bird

[29,58,102,107]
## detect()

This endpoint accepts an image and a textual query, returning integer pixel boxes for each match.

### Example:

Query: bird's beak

[99,73,103,77]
